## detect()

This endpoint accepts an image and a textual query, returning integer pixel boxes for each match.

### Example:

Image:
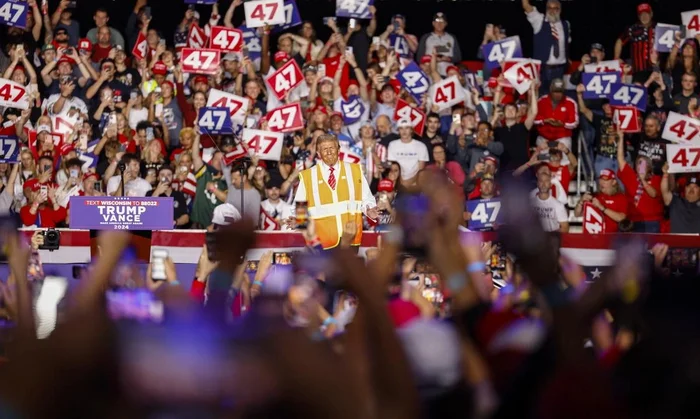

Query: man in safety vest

[295,134,379,249]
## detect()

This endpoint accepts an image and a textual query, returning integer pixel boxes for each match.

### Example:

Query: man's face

[432,18,446,32]
[147,29,159,45]
[127,160,140,177]
[537,166,552,181]
[98,26,111,45]
[94,11,109,28]
[376,117,391,135]
[347,84,359,97]
[43,49,56,64]
[266,186,280,200]
[484,160,497,174]
[682,74,697,92]
[433,146,446,162]
[330,116,343,131]
[599,177,615,193]
[504,104,517,119]
[602,103,612,118]
[686,183,700,203]
[551,91,564,102]
[537,175,552,193]
[278,37,293,53]
[644,118,660,137]
[381,88,395,103]
[591,48,605,62]
[83,177,97,193]
[399,126,413,139]
[159,169,173,184]
[317,140,340,166]
[427,116,440,133]
[224,59,239,74]
[480,179,494,197]
[462,113,476,130]
[55,30,69,44]
[546,1,561,21]
[58,62,72,76]
[231,171,243,189]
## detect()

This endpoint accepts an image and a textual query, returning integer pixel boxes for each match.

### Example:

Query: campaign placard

[466,198,502,230]
[69,197,174,230]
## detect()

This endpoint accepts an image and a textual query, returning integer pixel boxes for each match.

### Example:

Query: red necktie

[328,166,336,190]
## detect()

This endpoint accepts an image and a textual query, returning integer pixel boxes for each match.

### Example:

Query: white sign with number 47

[241,129,283,161]
[662,112,700,145]
[666,144,700,174]
[244,0,285,28]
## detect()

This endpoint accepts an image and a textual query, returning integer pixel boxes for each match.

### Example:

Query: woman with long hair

[667,38,700,96]
[297,21,324,61]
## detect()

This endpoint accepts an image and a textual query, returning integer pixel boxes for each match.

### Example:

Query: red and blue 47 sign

[608,83,647,112]
[582,72,619,99]
[466,198,502,231]
[336,0,373,19]
[272,0,302,33]
[198,107,234,135]
[481,36,522,71]
[396,62,429,104]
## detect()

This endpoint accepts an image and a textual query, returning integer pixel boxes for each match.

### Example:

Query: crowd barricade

[18,229,700,268]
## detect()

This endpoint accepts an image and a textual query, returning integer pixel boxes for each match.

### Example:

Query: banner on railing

[69,197,174,231]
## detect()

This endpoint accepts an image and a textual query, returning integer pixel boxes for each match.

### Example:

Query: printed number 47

[472,201,500,224]
[247,135,276,154]
[0,138,16,161]
[340,0,368,13]
[250,3,278,21]
[0,3,24,24]
[672,147,700,167]
[184,51,216,69]
[487,40,516,63]
[403,71,427,93]
[199,110,228,130]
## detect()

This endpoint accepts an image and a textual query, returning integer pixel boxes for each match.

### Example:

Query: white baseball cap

[397,119,413,128]
[211,203,241,226]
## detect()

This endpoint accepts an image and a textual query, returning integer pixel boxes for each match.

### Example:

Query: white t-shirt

[387,139,429,180]
[106,176,152,197]
[530,191,568,232]
[128,107,149,130]
[261,199,295,231]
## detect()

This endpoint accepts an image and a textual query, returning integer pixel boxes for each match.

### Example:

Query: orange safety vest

[299,162,364,249]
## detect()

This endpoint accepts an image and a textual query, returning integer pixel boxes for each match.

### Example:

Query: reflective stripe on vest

[301,162,363,249]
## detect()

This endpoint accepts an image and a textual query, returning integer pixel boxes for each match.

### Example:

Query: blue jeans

[632,221,660,233]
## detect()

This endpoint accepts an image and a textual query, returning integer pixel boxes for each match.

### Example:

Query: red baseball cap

[377,179,394,193]
[387,299,420,328]
[310,105,328,115]
[599,169,616,180]
[23,178,40,192]
[193,75,208,85]
[331,111,343,119]
[161,80,174,90]
[77,38,92,52]
[152,61,168,76]
[57,56,75,66]
[59,143,75,156]
[637,3,652,14]
[274,51,290,63]
[446,65,459,74]
[347,79,359,88]
[84,172,100,182]
[420,55,432,65]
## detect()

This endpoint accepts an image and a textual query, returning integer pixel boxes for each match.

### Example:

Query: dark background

[63,0,689,60]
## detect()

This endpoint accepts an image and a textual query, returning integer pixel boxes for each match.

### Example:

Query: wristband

[253,280,263,287]
[467,261,486,273]
[446,272,468,293]
[322,317,337,327]
[170,280,180,286]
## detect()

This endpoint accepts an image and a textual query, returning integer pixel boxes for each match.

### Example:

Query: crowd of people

[0,0,700,418]
[0,0,696,235]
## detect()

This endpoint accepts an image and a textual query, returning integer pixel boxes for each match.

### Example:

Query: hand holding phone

[151,250,168,281]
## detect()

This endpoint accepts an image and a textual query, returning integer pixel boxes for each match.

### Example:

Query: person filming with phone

[295,134,378,249]
[146,166,190,229]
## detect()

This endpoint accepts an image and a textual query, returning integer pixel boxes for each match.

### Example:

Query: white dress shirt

[294,160,377,214]
[106,176,153,197]
[526,10,569,65]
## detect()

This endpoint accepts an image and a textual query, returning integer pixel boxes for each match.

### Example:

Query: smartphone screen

[94,181,102,192]
[106,289,163,323]
[396,193,430,256]
[146,127,155,141]
[155,103,163,118]
[151,249,168,281]
[372,36,380,46]
[272,252,292,265]
[317,63,326,78]
[452,114,461,123]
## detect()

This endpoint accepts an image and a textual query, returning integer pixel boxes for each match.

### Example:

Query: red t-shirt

[595,192,628,233]
[323,54,350,95]
[91,44,112,63]
[548,164,571,194]
[117,133,137,154]
[617,164,663,222]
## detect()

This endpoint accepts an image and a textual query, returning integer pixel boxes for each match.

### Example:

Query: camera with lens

[39,228,61,251]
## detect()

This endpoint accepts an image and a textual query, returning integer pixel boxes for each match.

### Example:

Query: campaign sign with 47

[0,0,27,28]
[198,107,233,135]
[466,198,501,230]
[396,62,429,104]
[0,135,19,163]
